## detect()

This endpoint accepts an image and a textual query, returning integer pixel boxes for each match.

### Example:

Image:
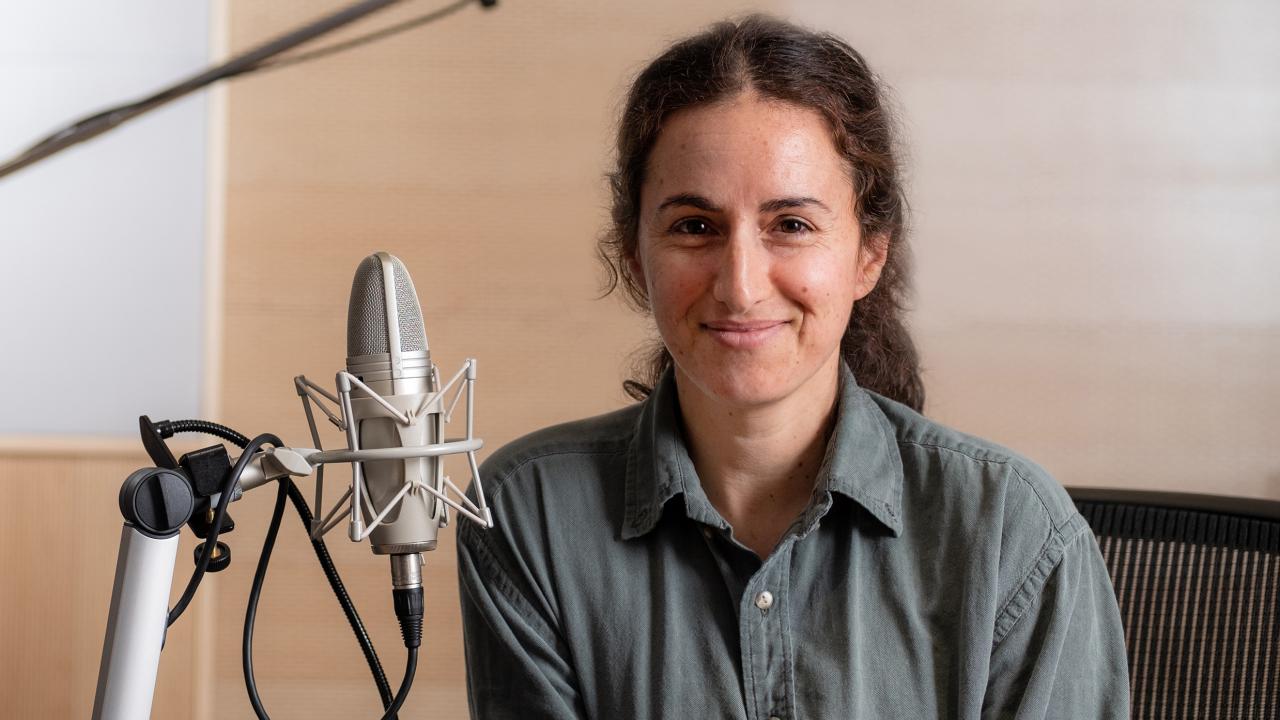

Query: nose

[712,229,770,314]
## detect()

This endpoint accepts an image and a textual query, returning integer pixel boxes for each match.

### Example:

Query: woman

[457,15,1129,719]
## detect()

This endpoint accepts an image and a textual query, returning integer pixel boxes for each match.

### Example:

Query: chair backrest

[1068,487,1280,720]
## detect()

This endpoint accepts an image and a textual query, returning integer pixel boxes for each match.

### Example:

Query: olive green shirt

[457,366,1129,719]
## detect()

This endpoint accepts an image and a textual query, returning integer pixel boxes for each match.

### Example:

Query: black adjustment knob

[194,541,232,573]
[120,468,195,538]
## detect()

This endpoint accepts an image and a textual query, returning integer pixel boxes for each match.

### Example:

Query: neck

[674,356,840,558]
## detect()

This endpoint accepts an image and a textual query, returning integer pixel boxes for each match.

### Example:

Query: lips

[701,320,788,349]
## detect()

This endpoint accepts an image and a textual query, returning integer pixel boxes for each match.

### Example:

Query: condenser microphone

[92,249,493,720]
[346,252,445,563]
[228,250,491,593]
[231,249,491,567]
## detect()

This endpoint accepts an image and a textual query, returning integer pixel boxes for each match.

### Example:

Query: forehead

[643,94,850,202]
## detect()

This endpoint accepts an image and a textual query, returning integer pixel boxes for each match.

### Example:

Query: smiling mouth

[701,321,788,349]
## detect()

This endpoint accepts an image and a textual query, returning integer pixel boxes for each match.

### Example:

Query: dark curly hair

[598,14,925,412]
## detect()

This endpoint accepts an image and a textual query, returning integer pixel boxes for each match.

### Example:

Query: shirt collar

[621,363,904,540]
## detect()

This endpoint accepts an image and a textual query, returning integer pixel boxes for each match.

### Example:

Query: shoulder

[458,405,640,598]
[477,403,640,504]
[865,389,1081,534]
[863,390,1094,640]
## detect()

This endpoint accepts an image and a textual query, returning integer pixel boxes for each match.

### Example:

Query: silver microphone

[233,250,491,596]
[345,252,444,563]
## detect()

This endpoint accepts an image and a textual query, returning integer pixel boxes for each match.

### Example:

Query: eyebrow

[657,193,720,213]
[759,196,832,214]
[656,193,832,215]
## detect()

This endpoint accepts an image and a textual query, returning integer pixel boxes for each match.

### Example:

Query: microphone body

[346,252,444,555]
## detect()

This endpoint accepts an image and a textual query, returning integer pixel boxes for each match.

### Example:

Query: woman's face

[632,92,886,409]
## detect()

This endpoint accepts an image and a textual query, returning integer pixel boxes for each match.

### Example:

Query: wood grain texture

[0,451,204,719]
[917,324,1280,496]
[791,0,1280,497]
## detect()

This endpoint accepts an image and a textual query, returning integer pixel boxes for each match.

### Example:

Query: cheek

[784,258,859,321]
[646,255,708,316]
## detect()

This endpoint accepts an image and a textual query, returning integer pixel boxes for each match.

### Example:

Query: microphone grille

[347,253,428,357]
[392,262,426,352]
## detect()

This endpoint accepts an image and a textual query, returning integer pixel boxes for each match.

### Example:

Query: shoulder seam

[901,440,1088,641]
[898,439,1017,467]
[899,438,1077,529]
[898,439,1058,524]
[991,514,1092,646]
[457,521,557,642]
[487,443,630,505]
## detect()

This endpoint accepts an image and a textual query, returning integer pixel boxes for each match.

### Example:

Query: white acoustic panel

[0,1,210,436]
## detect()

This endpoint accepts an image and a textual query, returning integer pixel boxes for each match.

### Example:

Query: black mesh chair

[1067,487,1280,719]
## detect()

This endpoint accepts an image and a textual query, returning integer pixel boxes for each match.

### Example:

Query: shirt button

[755,590,774,610]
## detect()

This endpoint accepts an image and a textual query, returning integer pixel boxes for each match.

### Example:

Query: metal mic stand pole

[0,0,408,180]
[91,468,197,720]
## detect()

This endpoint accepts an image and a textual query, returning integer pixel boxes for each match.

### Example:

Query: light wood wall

[790,0,1280,498]
[0,443,206,719]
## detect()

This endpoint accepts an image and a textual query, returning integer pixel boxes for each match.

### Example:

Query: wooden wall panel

[0,447,205,719]
[792,0,1280,498]
[919,326,1280,495]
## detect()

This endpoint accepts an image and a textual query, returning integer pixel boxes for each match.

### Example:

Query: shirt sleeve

[456,519,587,720]
[982,517,1131,719]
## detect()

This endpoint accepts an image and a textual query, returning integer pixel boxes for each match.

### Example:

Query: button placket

[740,541,796,720]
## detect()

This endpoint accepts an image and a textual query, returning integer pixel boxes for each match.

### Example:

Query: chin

[679,359,796,408]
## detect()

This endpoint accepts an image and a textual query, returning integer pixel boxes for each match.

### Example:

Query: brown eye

[672,218,712,235]
[778,217,812,234]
